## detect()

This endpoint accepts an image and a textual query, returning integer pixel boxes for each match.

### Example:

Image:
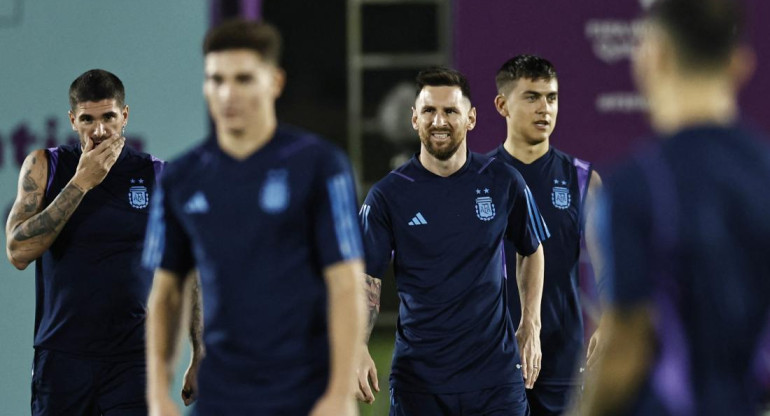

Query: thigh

[96,359,148,416]
[31,349,99,416]
[389,388,460,416]
[463,383,529,416]
[526,383,575,416]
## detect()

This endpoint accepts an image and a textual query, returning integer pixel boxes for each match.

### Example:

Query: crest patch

[260,169,289,213]
[128,185,149,209]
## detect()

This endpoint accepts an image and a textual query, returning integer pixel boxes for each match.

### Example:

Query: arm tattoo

[13,183,84,241]
[364,275,382,341]
[189,273,204,357]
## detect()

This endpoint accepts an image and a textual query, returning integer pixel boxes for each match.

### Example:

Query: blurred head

[632,0,752,101]
[68,69,129,149]
[202,19,285,137]
[411,67,476,161]
[494,55,559,145]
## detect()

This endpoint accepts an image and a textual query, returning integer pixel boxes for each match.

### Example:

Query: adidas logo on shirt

[408,212,428,226]
[184,191,210,214]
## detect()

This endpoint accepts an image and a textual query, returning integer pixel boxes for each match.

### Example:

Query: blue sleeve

[506,173,548,256]
[360,186,393,278]
[141,173,195,276]
[312,149,364,268]
[605,164,653,306]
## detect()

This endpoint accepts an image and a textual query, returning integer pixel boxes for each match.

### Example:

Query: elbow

[6,247,31,270]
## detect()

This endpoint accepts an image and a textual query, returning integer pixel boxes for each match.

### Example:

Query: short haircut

[495,55,557,94]
[648,0,743,69]
[415,67,472,102]
[69,69,125,110]
[203,19,282,64]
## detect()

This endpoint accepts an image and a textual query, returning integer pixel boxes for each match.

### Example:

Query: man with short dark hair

[578,0,770,415]
[488,54,604,415]
[144,19,365,416]
[356,66,546,415]
[5,69,163,415]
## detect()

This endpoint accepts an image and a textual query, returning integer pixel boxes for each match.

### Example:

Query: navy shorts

[390,383,530,416]
[31,349,147,416]
[526,383,579,416]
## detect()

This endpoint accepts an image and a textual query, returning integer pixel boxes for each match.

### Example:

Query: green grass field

[358,328,396,416]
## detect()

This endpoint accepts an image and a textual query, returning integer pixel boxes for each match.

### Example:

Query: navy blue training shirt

[490,145,591,384]
[604,124,770,416]
[360,152,547,393]
[143,125,363,411]
[35,143,163,358]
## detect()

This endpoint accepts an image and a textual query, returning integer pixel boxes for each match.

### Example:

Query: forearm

[7,181,86,267]
[362,274,381,342]
[580,308,654,415]
[324,260,365,397]
[516,244,544,329]
[188,271,204,361]
[147,269,189,402]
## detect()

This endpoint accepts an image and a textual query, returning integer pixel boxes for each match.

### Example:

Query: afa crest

[475,196,496,221]
[551,186,571,210]
[128,185,149,209]
[260,169,290,214]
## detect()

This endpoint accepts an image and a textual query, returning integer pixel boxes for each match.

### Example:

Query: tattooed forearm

[363,275,382,341]
[13,183,85,242]
[189,272,205,358]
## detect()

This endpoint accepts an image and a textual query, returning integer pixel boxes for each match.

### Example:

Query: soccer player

[357,67,546,415]
[578,0,770,415]
[5,69,163,415]
[488,55,604,415]
[143,20,365,416]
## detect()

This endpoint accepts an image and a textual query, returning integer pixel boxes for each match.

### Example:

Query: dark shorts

[526,383,579,416]
[390,384,530,416]
[31,349,147,416]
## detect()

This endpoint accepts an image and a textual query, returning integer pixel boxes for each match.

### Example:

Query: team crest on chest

[551,179,571,210]
[128,178,149,209]
[260,169,290,214]
[474,188,496,221]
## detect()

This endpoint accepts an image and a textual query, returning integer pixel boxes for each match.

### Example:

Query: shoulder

[160,140,214,185]
[474,152,526,184]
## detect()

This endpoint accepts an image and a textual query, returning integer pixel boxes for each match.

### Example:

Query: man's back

[607,124,770,415]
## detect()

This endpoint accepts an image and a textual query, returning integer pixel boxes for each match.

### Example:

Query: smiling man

[356,67,546,415]
[143,19,365,416]
[487,55,605,415]
[5,69,164,415]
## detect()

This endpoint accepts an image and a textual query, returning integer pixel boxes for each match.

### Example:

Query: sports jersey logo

[128,179,149,209]
[260,169,289,214]
[551,180,571,209]
[475,192,496,221]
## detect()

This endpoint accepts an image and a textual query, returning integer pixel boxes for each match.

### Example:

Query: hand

[149,396,181,416]
[515,322,542,389]
[355,345,380,404]
[181,360,200,406]
[586,327,605,370]
[309,393,358,416]
[72,136,125,191]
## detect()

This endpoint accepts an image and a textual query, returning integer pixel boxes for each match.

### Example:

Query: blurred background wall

[1,1,767,415]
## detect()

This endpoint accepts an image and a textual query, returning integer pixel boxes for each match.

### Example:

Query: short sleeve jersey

[360,152,545,393]
[143,126,363,410]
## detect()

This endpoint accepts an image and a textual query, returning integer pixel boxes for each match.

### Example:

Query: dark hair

[203,19,282,64]
[415,67,472,101]
[495,55,557,94]
[648,0,743,69]
[69,69,125,110]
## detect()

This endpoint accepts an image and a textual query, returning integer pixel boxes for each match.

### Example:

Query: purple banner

[454,0,770,165]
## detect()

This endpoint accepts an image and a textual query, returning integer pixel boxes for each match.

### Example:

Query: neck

[502,135,549,164]
[419,141,467,177]
[216,114,277,160]
[649,74,738,135]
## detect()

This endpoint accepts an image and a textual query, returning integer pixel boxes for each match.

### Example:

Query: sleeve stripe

[142,185,166,269]
[524,186,550,241]
[359,203,371,234]
[328,173,364,260]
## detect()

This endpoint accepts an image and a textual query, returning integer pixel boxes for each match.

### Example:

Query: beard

[420,129,465,161]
